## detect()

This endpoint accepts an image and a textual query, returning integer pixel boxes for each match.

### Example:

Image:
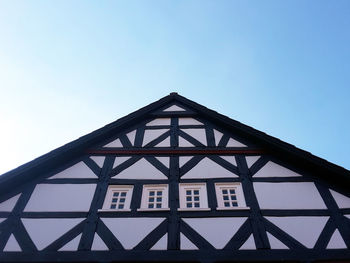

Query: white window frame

[100,185,133,212]
[215,183,249,210]
[178,183,210,211]
[138,184,170,211]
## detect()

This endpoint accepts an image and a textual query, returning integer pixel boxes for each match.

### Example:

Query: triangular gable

[1,93,349,210]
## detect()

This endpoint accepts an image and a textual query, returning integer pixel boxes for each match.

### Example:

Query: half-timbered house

[1,93,350,262]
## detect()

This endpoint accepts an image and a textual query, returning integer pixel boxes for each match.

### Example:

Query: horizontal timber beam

[86,149,266,155]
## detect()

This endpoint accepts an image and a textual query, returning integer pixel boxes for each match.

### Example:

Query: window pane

[222,189,228,194]
[194,202,200,208]
[150,191,155,196]
[121,192,127,197]
[110,204,116,209]
[224,202,230,207]
[157,191,162,196]
[193,190,199,195]
[194,196,199,201]
[232,202,238,207]
[157,197,162,202]
[230,195,237,200]
[187,203,192,208]
[223,195,229,200]
[149,197,154,202]
[149,204,154,208]
[118,204,124,209]
[156,203,162,208]
[112,198,118,202]
[230,189,236,194]
[186,190,191,195]
[120,198,125,203]
[113,192,119,197]
[186,196,192,201]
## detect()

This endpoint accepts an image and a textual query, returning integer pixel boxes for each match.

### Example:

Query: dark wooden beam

[86,149,266,155]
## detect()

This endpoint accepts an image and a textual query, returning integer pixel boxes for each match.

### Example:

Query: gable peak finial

[170,92,178,96]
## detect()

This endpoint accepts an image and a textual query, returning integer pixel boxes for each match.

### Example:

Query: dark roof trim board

[0,93,349,196]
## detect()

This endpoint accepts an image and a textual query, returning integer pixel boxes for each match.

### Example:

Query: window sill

[178,208,211,212]
[137,208,170,212]
[98,209,131,212]
[216,207,250,211]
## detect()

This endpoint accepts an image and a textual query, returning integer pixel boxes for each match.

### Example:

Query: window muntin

[102,185,133,211]
[178,183,210,211]
[215,183,247,210]
[138,184,169,211]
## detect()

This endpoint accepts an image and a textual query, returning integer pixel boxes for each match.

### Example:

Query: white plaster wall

[0,194,20,212]
[126,130,136,145]
[182,217,247,249]
[213,129,223,146]
[22,218,84,250]
[253,161,302,177]
[327,229,347,249]
[178,118,203,125]
[59,234,82,251]
[143,129,169,146]
[226,138,246,147]
[113,157,131,168]
[146,118,171,126]
[150,234,167,250]
[90,156,105,168]
[178,136,195,147]
[246,156,260,168]
[239,234,256,250]
[179,156,193,167]
[3,234,21,251]
[330,189,350,209]
[91,233,109,250]
[24,184,96,211]
[265,216,329,248]
[112,158,167,179]
[101,217,165,249]
[103,138,123,147]
[163,105,186,111]
[49,162,97,179]
[181,129,207,146]
[254,182,327,209]
[180,233,198,250]
[154,137,171,147]
[181,157,238,179]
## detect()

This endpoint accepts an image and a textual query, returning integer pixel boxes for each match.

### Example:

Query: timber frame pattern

[0,93,350,263]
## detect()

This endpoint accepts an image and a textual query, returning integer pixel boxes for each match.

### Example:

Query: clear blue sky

[0,0,349,174]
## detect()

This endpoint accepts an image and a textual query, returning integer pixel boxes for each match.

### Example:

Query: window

[101,185,133,211]
[215,183,248,210]
[178,183,210,211]
[138,184,169,211]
